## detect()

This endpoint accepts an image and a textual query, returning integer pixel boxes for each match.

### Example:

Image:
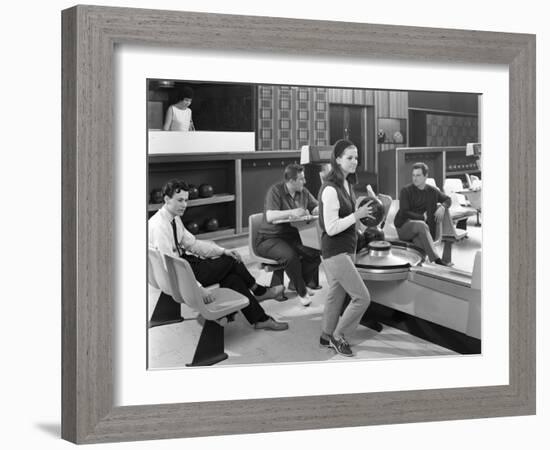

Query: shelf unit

[377,117,407,145]
[147,194,236,212]
[446,170,481,177]
[148,151,301,241]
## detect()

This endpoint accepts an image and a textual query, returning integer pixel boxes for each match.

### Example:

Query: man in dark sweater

[394,162,452,266]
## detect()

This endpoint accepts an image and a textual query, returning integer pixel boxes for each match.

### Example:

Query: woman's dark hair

[325,139,358,186]
[162,179,189,199]
[181,86,194,100]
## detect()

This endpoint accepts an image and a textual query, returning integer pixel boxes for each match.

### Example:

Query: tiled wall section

[258,85,328,150]
[426,114,478,147]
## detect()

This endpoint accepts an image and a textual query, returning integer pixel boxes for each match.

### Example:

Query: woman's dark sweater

[318,181,357,258]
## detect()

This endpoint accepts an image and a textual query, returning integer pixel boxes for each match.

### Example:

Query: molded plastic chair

[163,253,249,366]
[463,174,482,226]
[377,193,393,228]
[439,206,469,263]
[248,213,286,292]
[147,248,183,328]
[381,199,400,241]
[444,178,469,206]
[443,178,477,234]
[426,177,437,188]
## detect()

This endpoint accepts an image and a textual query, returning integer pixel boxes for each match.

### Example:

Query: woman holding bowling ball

[317,139,382,357]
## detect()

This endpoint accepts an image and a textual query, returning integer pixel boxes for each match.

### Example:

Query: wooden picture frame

[61,5,536,444]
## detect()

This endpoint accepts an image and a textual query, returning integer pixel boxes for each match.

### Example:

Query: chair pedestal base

[149,292,183,328]
[442,239,454,264]
[258,266,287,300]
[186,320,228,367]
[456,218,468,230]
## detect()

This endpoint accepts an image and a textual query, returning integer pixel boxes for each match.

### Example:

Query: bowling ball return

[355,240,481,354]
[352,194,481,354]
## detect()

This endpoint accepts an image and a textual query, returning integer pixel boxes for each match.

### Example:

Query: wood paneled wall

[327,88,375,105]
[257,85,408,155]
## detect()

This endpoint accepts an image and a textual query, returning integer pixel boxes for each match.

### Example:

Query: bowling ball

[357,195,385,227]
[150,188,163,204]
[203,217,219,232]
[186,221,200,235]
[363,226,385,245]
[188,184,199,200]
[199,184,214,198]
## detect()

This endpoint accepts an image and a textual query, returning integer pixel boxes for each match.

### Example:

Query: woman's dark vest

[318,180,357,258]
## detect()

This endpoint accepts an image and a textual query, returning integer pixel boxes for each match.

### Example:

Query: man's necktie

[171,218,184,258]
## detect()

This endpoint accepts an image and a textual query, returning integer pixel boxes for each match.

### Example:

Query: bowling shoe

[328,336,353,357]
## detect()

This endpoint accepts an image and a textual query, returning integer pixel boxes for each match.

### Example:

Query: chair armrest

[200,288,249,321]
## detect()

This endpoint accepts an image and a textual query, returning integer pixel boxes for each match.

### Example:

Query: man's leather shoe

[255,285,285,301]
[307,283,323,290]
[254,316,289,331]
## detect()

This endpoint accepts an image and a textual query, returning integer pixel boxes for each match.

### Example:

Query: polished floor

[148,217,481,369]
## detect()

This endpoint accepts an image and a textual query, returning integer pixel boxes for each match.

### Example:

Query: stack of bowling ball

[187,183,218,234]
[357,195,386,250]
[187,184,199,199]
[198,183,214,198]
[198,184,216,232]
[185,218,219,234]
[203,217,219,232]
[149,188,163,204]
[185,221,200,235]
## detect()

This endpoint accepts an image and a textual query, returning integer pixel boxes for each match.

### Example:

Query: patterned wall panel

[258,85,275,150]
[426,114,479,147]
[328,88,375,105]
[257,85,328,150]
[257,86,410,151]
[312,88,328,147]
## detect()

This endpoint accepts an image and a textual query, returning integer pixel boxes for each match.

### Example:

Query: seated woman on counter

[163,86,196,131]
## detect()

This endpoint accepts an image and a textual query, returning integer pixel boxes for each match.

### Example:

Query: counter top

[148,150,301,163]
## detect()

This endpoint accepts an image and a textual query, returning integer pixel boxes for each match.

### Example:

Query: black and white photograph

[146,80,483,368]
[4,0,545,448]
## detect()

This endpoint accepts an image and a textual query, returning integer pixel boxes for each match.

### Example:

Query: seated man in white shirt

[149,179,288,331]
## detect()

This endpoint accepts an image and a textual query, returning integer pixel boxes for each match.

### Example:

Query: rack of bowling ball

[148,183,234,235]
